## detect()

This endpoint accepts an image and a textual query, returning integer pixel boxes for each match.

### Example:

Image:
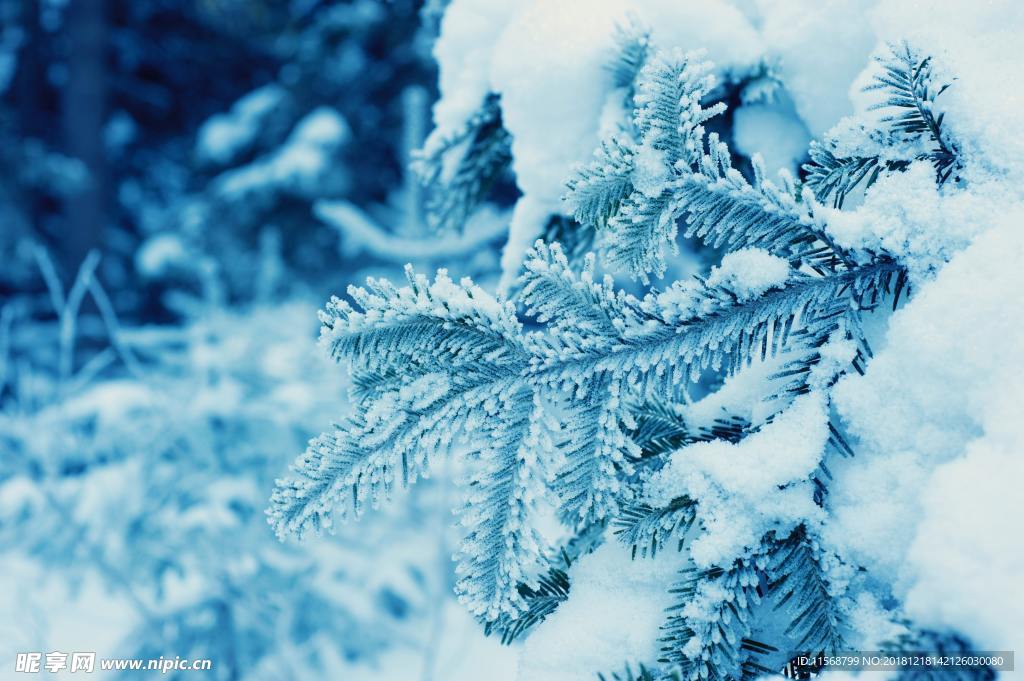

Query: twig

[58,250,101,388]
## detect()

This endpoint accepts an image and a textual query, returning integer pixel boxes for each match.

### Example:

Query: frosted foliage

[433,0,764,286]
[646,393,827,567]
[262,0,1024,677]
[828,216,1024,647]
[517,539,686,681]
[867,0,1024,183]
[632,140,670,199]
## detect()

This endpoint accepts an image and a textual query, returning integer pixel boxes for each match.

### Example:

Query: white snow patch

[136,233,188,277]
[429,0,518,137]
[756,0,877,138]
[823,162,1002,280]
[706,247,790,301]
[827,214,1024,650]
[646,392,828,567]
[518,539,686,681]
[215,107,348,199]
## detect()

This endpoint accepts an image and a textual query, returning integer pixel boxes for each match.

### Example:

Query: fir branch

[455,391,549,622]
[607,19,651,91]
[568,46,848,280]
[659,553,765,681]
[613,496,696,559]
[529,259,905,393]
[627,399,694,459]
[271,223,903,621]
[267,268,542,622]
[768,525,846,656]
[866,43,958,177]
[486,564,570,645]
[627,398,749,460]
[677,141,826,265]
[520,242,627,341]
[484,521,605,644]
[566,48,733,281]
[566,137,636,232]
[803,143,902,209]
[633,50,725,168]
[414,93,513,232]
[271,249,904,540]
[804,42,960,207]
[606,187,685,283]
[270,246,905,532]
[550,372,636,523]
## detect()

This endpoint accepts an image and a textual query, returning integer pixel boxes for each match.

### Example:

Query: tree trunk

[61,0,108,272]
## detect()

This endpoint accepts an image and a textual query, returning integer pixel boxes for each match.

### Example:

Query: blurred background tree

[0,0,453,310]
[0,2,518,679]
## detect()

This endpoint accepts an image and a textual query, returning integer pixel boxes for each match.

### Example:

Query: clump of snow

[288,106,349,148]
[429,0,518,138]
[135,232,189,278]
[632,139,670,198]
[755,0,877,138]
[196,83,289,165]
[215,106,349,199]
[903,434,1024,650]
[806,334,858,392]
[518,538,687,681]
[823,162,1002,281]
[652,247,790,324]
[827,214,1024,649]
[489,0,632,290]
[646,392,828,567]
[706,247,790,300]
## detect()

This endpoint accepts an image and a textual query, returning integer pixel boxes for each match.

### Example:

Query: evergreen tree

[271,34,997,681]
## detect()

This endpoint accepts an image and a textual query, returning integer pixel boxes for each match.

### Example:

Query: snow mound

[518,539,686,681]
[828,214,1024,650]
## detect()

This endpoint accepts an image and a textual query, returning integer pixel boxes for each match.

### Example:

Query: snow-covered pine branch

[270,233,903,624]
[804,42,961,208]
[413,94,513,233]
[566,48,853,283]
[270,15,1008,679]
[658,550,766,681]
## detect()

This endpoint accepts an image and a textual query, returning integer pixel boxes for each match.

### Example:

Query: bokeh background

[0,1,518,678]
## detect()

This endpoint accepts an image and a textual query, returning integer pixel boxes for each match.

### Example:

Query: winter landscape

[0,1,1020,679]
